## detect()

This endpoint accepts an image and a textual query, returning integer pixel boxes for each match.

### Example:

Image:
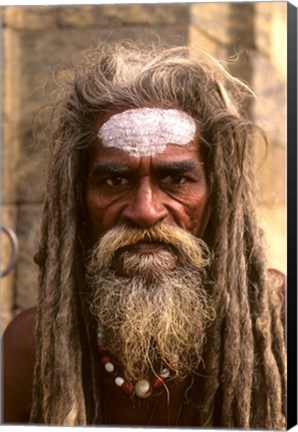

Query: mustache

[87,223,211,271]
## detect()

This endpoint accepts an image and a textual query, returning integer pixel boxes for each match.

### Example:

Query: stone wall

[1,3,287,331]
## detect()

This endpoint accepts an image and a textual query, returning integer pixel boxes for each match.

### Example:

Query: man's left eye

[160,175,187,185]
[105,177,129,186]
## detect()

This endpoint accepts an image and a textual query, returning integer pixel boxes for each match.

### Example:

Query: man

[3,42,286,428]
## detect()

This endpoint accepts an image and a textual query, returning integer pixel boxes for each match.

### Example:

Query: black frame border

[287,2,297,429]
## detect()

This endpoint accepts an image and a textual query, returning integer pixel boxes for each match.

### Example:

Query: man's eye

[105,177,129,186]
[160,175,187,185]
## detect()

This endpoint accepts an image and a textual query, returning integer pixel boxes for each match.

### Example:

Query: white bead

[160,368,170,378]
[97,328,104,344]
[105,362,114,373]
[115,377,125,387]
[135,379,151,398]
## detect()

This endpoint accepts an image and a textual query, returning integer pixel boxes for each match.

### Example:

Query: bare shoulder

[2,307,36,423]
[3,306,36,344]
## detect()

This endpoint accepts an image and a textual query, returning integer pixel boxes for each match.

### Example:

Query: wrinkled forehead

[96,107,197,158]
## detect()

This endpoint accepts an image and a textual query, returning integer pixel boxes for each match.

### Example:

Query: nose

[122,179,168,228]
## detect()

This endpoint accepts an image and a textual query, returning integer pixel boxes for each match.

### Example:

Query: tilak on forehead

[97,108,196,158]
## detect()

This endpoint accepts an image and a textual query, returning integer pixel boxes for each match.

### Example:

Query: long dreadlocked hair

[30,41,286,428]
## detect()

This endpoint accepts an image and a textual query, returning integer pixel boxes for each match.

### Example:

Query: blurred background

[1,2,287,331]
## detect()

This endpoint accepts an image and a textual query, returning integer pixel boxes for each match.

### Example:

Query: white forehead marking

[97,107,196,157]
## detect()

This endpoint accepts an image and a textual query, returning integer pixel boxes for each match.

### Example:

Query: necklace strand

[97,328,174,398]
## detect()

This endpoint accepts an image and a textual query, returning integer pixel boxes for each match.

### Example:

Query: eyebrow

[89,160,203,179]
[89,163,133,177]
[153,160,203,173]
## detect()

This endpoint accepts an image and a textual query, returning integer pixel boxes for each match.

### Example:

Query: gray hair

[31,41,286,428]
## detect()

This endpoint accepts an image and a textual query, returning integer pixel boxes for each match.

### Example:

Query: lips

[131,241,166,254]
[116,241,170,256]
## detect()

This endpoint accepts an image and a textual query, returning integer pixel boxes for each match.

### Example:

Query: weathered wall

[1,3,287,331]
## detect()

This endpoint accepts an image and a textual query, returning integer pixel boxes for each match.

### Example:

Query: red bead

[100,355,110,364]
[151,376,164,389]
[121,381,134,395]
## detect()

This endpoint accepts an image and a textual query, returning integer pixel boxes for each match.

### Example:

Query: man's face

[85,107,210,244]
[84,107,214,382]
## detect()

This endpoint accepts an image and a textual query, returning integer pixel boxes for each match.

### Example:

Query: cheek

[186,204,209,237]
[182,186,210,237]
[85,191,119,237]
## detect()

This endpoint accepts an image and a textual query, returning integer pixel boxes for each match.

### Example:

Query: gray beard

[85,225,215,383]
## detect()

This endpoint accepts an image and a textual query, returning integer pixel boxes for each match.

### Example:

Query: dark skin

[2,307,36,423]
[86,109,210,242]
[3,108,211,425]
[2,307,200,425]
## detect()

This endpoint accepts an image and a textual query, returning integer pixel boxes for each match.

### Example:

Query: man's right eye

[105,177,129,186]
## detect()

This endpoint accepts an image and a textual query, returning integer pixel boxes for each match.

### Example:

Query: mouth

[116,241,172,256]
[130,241,167,254]
[110,241,178,278]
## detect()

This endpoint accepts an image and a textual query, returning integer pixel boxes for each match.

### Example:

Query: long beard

[85,223,215,383]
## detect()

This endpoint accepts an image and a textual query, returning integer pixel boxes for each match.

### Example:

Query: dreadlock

[30,41,286,428]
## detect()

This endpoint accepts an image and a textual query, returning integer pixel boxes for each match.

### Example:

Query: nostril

[122,203,168,229]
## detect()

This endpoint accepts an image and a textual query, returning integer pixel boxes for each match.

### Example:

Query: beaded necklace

[97,327,175,399]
